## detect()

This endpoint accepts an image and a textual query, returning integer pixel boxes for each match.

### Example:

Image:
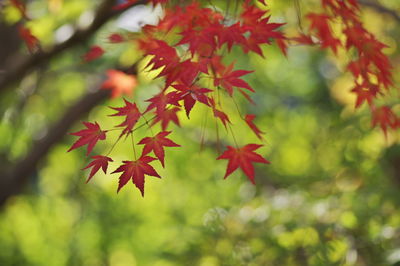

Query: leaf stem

[227,123,239,148]
[131,132,137,160]
[105,135,122,156]
[230,95,244,120]
[140,113,155,136]
[215,116,221,154]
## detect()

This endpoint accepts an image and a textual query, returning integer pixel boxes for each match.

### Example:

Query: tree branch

[0,0,150,206]
[0,89,110,207]
[358,0,400,23]
[0,0,146,94]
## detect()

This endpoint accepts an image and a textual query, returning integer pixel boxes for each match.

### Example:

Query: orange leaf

[102,70,138,99]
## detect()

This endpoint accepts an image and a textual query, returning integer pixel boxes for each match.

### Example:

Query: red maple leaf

[172,84,212,117]
[240,1,267,25]
[213,109,230,128]
[372,106,399,136]
[155,60,201,87]
[217,144,270,184]
[239,3,285,56]
[209,97,230,128]
[19,26,39,53]
[68,122,107,155]
[276,38,288,57]
[151,107,181,130]
[174,60,201,86]
[216,22,246,51]
[83,155,113,183]
[140,39,180,82]
[138,131,180,167]
[214,63,254,96]
[245,114,264,140]
[291,34,316,45]
[110,99,142,136]
[145,91,181,115]
[176,27,217,57]
[112,156,160,196]
[307,13,341,53]
[108,33,125,43]
[83,45,104,62]
[101,70,138,98]
[351,81,379,108]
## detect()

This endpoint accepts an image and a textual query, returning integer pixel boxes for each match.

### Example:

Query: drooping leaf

[351,82,379,108]
[110,99,141,136]
[151,107,181,130]
[140,39,180,85]
[138,131,180,167]
[217,144,270,183]
[216,22,246,52]
[292,34,316,45]
[276,38,288,56]
[145,91,181,116]
[209,97,230,128]
[83,155,113,183]
[176,27,217,57]
[214,63,254,96]
[240,2,285,56]
[372,106,399,136]
[68,122,107,155]
[307,13,341,53]
[172,84,212,117]
[112,156,160,196]
[245,114,264,140]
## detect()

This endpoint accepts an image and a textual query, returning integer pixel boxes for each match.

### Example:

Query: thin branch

[0,0,146,94]
[0,58,140,207]
[358,0,400,23]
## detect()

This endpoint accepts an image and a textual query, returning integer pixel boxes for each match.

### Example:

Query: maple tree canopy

[59,0,400,195]
[3,0,399,196]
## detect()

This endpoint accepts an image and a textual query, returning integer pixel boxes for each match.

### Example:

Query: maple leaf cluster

[68,0,282,196]
[8,0,398,196]
[294,0,399,135]
[0,0,382,197]
[66,0,399,196]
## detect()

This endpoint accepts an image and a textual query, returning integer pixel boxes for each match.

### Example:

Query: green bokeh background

[1,0,400,265]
